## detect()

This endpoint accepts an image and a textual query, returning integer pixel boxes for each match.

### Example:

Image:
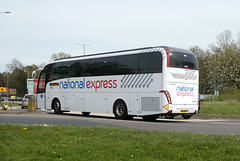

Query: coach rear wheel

[164,115,175,119]
[182,114,192,119]
[142,115,159,121]
[113,100,129,119]
[53,99,62,114]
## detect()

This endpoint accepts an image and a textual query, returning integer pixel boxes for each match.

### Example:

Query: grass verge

[0,124,240,161]
[197,101,240,119]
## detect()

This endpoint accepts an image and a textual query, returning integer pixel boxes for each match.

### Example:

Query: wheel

[142,115,159,121]
[113,100,128,119]
[164,115,175,119]
[182,115,192,119]
[82,112,90,116]
[53,99,62,114]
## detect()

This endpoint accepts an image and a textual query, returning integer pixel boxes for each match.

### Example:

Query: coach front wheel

[53,99,62,114]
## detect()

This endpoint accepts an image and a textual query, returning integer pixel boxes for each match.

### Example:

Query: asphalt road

[1,107,240,135]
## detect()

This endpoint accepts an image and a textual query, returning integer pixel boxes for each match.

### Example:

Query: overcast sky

[1,0,240,73]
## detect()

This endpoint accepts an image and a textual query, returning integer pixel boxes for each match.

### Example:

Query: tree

[50,52,71,61]
[0,72,6,87]
[216,30,233,51]
[6,58,24,73]
[237,31,240,47]
[4,59,37,96]
[190,46,207,94]
[24,64,39,79]
[9,68,27,97]
[205,30,240,93]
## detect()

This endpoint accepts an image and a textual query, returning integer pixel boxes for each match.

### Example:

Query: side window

[146,52,162,73]
[96,57,116,76]
[72,61,84,77]
[116,54,138,74]
[87,58,105,76]
[49,62,74,80]
[37,71,46,93]
[138,54,146,73]
[103,57,117,75]
[82,59,94,76]
[138,52,162,73]
[82,57,117,76]
[41,52,163,81]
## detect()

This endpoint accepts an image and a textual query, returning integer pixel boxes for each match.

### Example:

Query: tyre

[53,99,62,114]
[82,112,91,116]
[164,115,175,119]
[182,114,192,119]
[142,115,159,121]
[113,100,128,119]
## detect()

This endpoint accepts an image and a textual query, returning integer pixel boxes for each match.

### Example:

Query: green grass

[200,101,240,114]
[0,124,240,161]
[198,101,240,118]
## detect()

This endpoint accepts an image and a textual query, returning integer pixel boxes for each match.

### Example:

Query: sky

[1,0,240,73]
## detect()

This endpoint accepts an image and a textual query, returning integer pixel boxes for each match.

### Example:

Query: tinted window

[138,52,162,73]
[37,71,46,93]
[116,54,138,74]
[83,57,117,76]
[44,52,163,82]
[100,57,117,75]
[46,63,68,82]
[80,59,94,76]
[169,51,198,70]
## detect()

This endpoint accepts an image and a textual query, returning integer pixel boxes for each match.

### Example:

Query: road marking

[210,122,240,125]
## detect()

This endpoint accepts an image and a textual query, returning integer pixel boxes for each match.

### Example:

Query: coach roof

[52,46,194,64]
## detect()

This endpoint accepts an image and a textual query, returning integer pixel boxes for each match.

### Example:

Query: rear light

[164,48,170,67]
[22,99,27,101]
[160,90,172,104]
[167,110,172,114]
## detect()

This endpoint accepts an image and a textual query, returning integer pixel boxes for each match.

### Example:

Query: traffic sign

[0,87,8,93]
[8,89,16,95]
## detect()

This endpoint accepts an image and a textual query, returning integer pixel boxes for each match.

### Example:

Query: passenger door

[36,71,46,109]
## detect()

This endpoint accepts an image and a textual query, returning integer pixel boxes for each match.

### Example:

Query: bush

[203,89,240,102]
[217,89,240,101]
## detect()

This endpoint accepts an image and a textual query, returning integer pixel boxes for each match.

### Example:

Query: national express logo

[58,74,153,92]
[59,78,117,92]
[176,85,194,97]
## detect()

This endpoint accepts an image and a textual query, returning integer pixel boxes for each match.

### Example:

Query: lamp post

[6,72,9,101]
[76,43,91,56]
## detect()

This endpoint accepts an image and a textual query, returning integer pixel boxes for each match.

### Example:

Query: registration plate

[180,110,188,113]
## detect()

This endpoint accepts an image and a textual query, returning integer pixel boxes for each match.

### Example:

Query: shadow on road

[47,111,186,123]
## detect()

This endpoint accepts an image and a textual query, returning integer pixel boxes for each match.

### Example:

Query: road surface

[0,107,240,135]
